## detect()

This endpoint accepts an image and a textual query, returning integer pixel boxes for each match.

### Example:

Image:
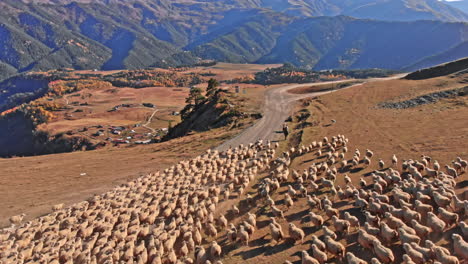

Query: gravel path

[216,81,356,151]
[216,75,404,151]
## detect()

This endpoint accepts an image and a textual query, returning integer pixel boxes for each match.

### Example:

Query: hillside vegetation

[405,57,468,80]
[0,0,468,81]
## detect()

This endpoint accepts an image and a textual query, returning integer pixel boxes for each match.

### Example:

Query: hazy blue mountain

[0,0,467,82]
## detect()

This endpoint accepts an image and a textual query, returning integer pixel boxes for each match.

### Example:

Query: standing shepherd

[282,124,289,140]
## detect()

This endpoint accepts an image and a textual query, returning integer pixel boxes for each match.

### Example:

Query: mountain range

[0,0,467,81]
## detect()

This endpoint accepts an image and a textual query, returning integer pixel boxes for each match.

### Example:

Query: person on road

[283,124,289,140]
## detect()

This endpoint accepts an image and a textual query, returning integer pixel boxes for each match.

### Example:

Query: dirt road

[216,76,402,151]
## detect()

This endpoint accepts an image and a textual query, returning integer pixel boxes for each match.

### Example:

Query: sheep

[364,222,380,236]
[392,155,398,167]
[414,200,433,216]
[360,178,367,188]
[237,225,249,246]
[402,206,421,223]
[425,240,450,257]
[331,215,350,235]
[271,206,285,219]
[52,204,64,212]
[269,223,284,244]
[433,192,451,208]
[410,219,431,239]
[305,212,323,228]
[410,242,432,261]
[365,212,380,227]
[194,246,208,264]
[445,165,458,178]
[459,221,468,238]
[288,223,305,244]
[438,207,458,227]
[310,244,327,264]
[307,195,320,210]
[371,258,382,264]
[324,204,339,219]
[402,254,417,264]
[9,213,26,227]
[227,228,237,243]
[402,243,425,264]
[358,229,376,250]
[284,194,294,209]
[384,212,404,230]
[322,226,337,240]
[452,234,468,260]
[246,212,256,228]
[363,157,371,167]
[210,241,222,260]
[380,222,398,244]
[346,252,367,264]
[378,159,385,170]
[372,240,395,263]
[453,195,467,213]
[456,157,467,171]
[231,205,240,215]
[323,235,345,259]
[434,247,459,264]
[344,212,360,230]
[427,212,446,233]
[301,250,320,264]
[311,235,326,251]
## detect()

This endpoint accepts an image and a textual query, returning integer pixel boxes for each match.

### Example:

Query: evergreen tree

[206,78,219,97]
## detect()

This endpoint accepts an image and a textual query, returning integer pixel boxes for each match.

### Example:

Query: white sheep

[323,235,345,260]
[269,223,284,244]
[438,207,458,227]
[210,241,222,260]
[402,243,425,264]
[288,223,305,244]
[434,247,459,264]
[372,240,394,263]
[427,212,446,233]
[452,234,468,260]
[301,250,320,264]
[458,221,468,238]
[310,244,327,264]
[346,252,367,264]
[344,212,360,230]
[410,219,431,239]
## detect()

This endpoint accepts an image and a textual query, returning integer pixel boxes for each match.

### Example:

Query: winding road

[216,75,403,151]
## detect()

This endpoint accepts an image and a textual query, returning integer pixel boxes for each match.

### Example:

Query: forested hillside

[0,0,467,81]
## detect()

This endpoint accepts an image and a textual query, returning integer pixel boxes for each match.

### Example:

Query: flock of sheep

[0,134,467,264]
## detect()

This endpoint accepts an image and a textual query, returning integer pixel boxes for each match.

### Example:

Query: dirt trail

[142,109,159,133]
[216,76,404,151]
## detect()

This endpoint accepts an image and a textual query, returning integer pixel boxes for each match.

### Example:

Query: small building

[93,131,104,137]
[143,103,155,108]
[135,140,152,144]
